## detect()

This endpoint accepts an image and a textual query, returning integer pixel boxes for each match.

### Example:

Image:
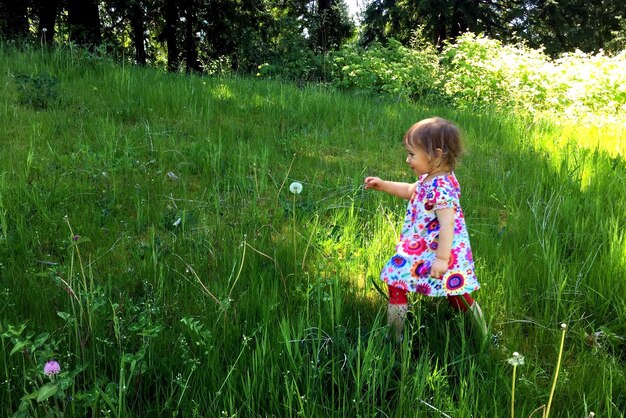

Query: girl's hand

[364,176,384,191]
[430,257,449,279]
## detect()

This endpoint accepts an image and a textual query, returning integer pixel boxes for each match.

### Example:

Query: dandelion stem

[511,364,517,418]
[292,193,297,271]
[545,324,567,418]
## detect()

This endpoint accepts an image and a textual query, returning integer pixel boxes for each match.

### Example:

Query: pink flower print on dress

[402,238,427,256]
[390,280,409,291]
[448,249,460,269]
[454,219,463,233]
[416,283,432,295]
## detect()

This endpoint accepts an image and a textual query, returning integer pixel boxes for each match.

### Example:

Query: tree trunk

[0,0,29,40]
[434,11,447,49]
[317,0,332,53]
[164,0,179,72]
[449,0,468,42]
[36,0,59,44]
[183,0,201,72]
[67,0,102,48]
[129,0,146,65]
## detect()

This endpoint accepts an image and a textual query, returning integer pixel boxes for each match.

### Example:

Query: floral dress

[381,172,479,297]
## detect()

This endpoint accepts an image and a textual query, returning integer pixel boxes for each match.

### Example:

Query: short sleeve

[434,177,459,210]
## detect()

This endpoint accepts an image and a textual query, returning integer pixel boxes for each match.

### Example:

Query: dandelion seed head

[289,182,303,194]
[507,352,525,366]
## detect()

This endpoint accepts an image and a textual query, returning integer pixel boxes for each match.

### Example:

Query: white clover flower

[289,182,303,194]
[507,351,525,366]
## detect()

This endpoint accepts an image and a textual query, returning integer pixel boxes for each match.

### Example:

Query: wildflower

[72,235,80,241]
[42,28,48,33]
[44,360,61,376]
[507,351,525,366]
[289,182,303,194]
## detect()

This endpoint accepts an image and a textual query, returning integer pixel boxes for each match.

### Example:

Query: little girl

[365,117,487,341]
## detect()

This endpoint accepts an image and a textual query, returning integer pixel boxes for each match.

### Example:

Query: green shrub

[13,73,59,110]
[329,39,442,101]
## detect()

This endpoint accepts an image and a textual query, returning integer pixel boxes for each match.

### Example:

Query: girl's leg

[387,285,408,342]
[448,293,488,337]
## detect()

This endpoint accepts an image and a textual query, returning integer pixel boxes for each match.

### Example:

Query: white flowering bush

[331,32,626,123]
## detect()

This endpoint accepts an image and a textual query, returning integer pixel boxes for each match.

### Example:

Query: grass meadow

[0,45,625,417]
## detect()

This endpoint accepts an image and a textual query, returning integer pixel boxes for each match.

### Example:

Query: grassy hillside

[1,45,625,417]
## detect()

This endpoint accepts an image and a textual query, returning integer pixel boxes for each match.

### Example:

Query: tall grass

[0,44,625,416]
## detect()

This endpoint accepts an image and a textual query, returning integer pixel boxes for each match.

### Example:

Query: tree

[128,0,147,65]
[361,0,507,48]
[67,0,102,47]
[516,0,626,55]
[182,0,201,72]
[0,0,29,40]
[312,0,354,53]
[161,0,178,71]
[35,0,60,44]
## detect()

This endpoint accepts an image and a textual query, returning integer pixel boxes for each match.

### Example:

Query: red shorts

[388,285,474,312]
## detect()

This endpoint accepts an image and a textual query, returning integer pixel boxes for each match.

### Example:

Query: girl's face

[405,143,432,176]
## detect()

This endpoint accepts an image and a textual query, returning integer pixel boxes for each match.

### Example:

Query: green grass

[1,44,625,417]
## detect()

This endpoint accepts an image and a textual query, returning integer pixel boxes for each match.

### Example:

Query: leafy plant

[13,73,59,110]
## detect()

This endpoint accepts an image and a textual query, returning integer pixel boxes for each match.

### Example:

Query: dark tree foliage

[361,0,507,48]
[311,0,354,52]
[129,0,147,65]
[182,0,201,72]
[100,0,148,64]
[163,0,178,71]
[360,0,626,55]
[0,0,29,40]
[35,0,60,45]
[66,0,102,48]
[3,0,623,78]
[0,0,353,74]
[510,0,626,55]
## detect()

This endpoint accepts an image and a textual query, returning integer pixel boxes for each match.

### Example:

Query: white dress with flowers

[381,172,479,297]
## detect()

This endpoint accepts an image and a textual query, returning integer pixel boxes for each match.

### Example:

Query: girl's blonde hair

[403,117,464,170]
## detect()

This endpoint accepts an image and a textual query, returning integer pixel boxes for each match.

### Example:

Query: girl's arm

[364,177,417,200]
[430,207,454,278]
